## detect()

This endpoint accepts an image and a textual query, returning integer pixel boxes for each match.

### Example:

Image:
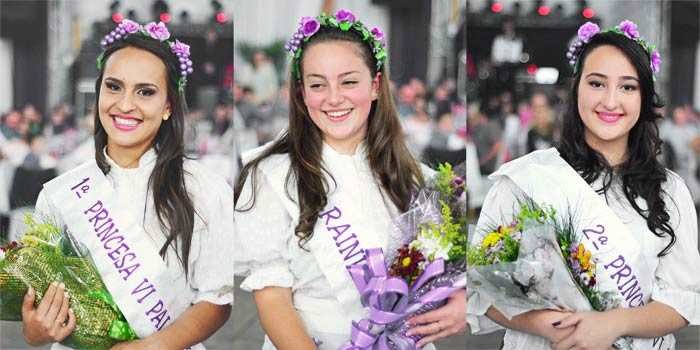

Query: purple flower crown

[567,20,661,78]
[285,9,387,79]
[97,20,193,93]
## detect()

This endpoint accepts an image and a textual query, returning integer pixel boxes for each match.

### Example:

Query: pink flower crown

[567,20,661,78]
[97,20,193,93]
[285,9,387,80]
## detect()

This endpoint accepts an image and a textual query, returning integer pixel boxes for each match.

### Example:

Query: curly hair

[558,32,675,256]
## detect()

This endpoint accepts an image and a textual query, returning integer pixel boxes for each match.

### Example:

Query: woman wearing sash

[19,20,234,349]
[468,21,700,350]
[233,9,467,350]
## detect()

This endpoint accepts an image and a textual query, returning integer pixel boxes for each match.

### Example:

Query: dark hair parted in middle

[235,25,424,248]
[557,31,676,256]
[94,34,197,276]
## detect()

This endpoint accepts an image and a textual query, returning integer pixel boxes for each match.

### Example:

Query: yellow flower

[576,243,592,271]
[481,231,504,249]
[402,257,412,267]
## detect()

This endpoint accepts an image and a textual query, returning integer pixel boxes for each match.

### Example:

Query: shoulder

[183,158,233,196]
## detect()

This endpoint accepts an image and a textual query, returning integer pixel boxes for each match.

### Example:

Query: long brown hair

[235,26,424,248]
[94,35,197,276]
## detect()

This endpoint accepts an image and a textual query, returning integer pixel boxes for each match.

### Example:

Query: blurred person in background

[526,92,557,152]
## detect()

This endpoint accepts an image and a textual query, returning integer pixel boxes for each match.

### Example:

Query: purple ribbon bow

[340,248,460,350]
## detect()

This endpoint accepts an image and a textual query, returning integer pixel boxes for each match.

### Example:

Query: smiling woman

[233,8,467,350]
[18,21,234,350]
[468,20,700,350]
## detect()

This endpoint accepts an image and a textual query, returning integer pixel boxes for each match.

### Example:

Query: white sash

[492,148,674,350]
[43,160,203,349]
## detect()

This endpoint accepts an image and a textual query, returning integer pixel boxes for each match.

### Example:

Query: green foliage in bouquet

[0,215,137,349]
[389,163,466,284]
[467,201,555,266]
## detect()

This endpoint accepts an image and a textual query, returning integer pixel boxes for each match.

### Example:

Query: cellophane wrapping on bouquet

[0,215,137,349]
[467,202,632,349]
[341,163,467,350]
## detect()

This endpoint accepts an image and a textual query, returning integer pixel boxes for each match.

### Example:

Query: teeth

[327,109,352,118]
[115,117,138,126]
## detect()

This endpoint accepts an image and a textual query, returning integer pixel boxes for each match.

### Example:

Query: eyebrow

[305,71,361,80]
[104,77,159,89]
[585,72,639,82]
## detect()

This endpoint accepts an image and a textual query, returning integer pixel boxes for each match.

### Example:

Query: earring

[163,113,170,121]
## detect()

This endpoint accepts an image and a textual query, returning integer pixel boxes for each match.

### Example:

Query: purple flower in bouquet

[170,39,190,56]
[144,21,170,41]
[335,9,356,23]
[371,26,384,42]
[651,50,662,74]
[617,20,640,39]
[300,16,320,37]
[120,19,140,34]
[577,22,600,43]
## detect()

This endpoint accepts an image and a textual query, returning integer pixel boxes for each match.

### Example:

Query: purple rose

[144,21,170,41]
[170,39,190,56]
[300,16,320,37]
[651,50,662,74]
[618,20,639,39]
[335,8,356,23]
[371,26,384,41]
[120,19,141,34]
[577,22,600,43]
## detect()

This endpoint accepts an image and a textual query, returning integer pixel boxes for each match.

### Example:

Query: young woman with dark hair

[234,10,466,350]
[468,21,700,350]
[20,21,233,350]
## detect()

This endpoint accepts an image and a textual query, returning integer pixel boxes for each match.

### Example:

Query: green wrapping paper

[0,216,137,349]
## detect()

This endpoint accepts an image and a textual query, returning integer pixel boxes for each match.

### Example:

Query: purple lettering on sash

[145,299,171,329]
[146,300,164,316]
[84,200,103,215]
[604,255,645,307]
[95,217,114,234]
[119,263,140,281]
[79,194,173,329]
[104,235,124,250]
[132,278,157,304]
[319,206,342,225]
[108,242,130,261]
[89,208,109,227]
[328,224,351,240]
[321,205,368,266]
[338,235,365,265]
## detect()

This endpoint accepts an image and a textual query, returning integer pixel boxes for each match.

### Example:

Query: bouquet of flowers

[0,215,137,349]
[467,201,630,349]
[340,163,467,350]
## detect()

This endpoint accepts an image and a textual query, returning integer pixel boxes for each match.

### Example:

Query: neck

[324,128,366,156]
[585,133,628,167]
[106,142,151,168]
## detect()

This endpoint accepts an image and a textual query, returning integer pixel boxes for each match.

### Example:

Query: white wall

[0,39,12,113]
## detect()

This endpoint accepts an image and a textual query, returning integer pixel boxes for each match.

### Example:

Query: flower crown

[97,20,193,93]
[567,20,661,77]
[285,9,387,80]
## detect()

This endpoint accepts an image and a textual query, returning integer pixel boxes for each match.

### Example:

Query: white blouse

[234,142,435,349]
[35,149,235,349]
[468,169,700,349]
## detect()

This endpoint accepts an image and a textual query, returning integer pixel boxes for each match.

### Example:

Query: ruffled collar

[103,147,158,175]
[321,141,368,162]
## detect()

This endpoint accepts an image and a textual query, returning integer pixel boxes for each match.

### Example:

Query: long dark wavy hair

[94,35,196,275]
[234,25,424,248]
[558,32,675,256]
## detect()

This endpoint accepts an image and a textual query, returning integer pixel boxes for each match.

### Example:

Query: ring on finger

[434,321,442,332]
